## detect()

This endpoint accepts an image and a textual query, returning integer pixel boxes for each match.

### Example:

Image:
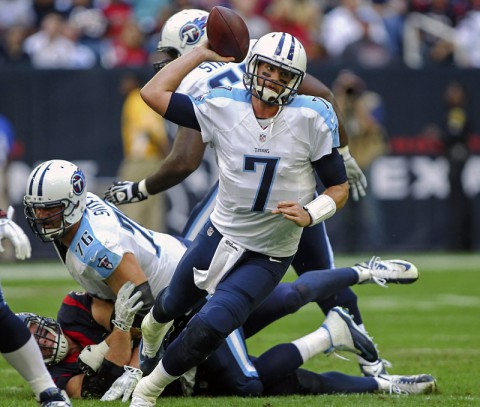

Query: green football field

[1,253,479,406]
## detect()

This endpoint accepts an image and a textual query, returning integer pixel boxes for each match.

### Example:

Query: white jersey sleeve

[63,193,187,300]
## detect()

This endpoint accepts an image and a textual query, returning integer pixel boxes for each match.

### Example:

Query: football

[206,6,250,63]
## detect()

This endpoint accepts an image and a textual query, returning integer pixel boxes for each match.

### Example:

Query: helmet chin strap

[256,85,280,104]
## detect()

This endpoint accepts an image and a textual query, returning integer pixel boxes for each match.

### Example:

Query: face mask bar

[23,200,70,242]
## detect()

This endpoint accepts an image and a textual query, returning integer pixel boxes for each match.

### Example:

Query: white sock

[135,359,179,401]
[2,336,55,398]
[353,265,370,283]
[374,376,391,392]
[291,326,331,362]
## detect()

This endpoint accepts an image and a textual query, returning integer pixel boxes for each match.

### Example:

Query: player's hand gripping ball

[206,6,250,63]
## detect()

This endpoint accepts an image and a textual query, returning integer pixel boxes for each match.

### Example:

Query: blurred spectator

[321,0,390,61]
[0,25,32,67]
[230,0,272,39]
[440,81,472,250]
[23,12,95,68]
[0,114,15,211]
[61,19,98,67]
[265,0,324,60]
[419,0,456,66]
[102,0,132,41]
[102,17,149,68]
[371,0,407,57]
[32,0,57,27]
[455,0,480,67]
[64,0,108,61]
[341,10,395,68]
[0,0,35,31]
[115,73,170,231]
[129,0,170,35]
[332,70,388,252]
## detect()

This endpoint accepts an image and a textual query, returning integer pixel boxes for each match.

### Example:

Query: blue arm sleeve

[164,93,201,131]
[312,149,347,188]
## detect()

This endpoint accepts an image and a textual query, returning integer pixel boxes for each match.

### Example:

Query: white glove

[339,147,368,201]
[0,206,32,260]
[104,180,147,206]
[78,340,109,375]
[101,366,143,402]
[112,281,144,332]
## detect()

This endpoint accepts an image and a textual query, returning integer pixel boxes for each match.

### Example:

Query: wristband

[338,146,352,160]
[138,179,149,196]
[303,195,336,226]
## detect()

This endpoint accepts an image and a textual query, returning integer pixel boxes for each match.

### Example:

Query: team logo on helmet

[179,16,207,46]
[71,170,86,196]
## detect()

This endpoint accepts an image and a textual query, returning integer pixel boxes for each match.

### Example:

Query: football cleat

[359,357,392,377]
[140,310,173,359]
[377,374,437,394]
[321,307,378,363]
[355,256,419,287]
[39,387,72,407]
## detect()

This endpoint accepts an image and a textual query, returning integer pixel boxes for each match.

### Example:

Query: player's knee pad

[286,283,311,312]
[183,315,225,358]
[164,315,225,375]
[202,299,249,336]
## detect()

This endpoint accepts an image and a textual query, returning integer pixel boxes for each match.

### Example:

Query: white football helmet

[153,9,208,72]
[17,312,69,366]
[24,159,87,242]
[243,32,307,105]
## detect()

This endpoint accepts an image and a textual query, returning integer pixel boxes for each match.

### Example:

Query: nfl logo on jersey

[259,134,267,143]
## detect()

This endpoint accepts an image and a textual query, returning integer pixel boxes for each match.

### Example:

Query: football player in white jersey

[129,30,352,405]
[23,159,190,398]
[24,160,187,305]
[0,207,71,407]
[104,9,388,377]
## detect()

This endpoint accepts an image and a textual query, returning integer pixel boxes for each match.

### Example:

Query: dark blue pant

[155,220,293,376]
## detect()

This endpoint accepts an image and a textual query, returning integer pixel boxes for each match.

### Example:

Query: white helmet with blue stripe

[243,32,307,105]
[153,9,208,72]
[24,159,87,242]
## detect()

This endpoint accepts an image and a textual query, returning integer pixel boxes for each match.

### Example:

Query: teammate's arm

[299,74,367,201]
[141,45,233,116]
[145,126,206,195]
[299,74,348,148]
[104,121,206,203]
[105,253,154,328]
[104,253,148,294]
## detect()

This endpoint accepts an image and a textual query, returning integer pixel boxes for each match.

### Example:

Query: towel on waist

[193,236,245,294]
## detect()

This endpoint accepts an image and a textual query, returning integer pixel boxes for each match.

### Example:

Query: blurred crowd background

[0,0,479,259]
[0,0,480,69]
